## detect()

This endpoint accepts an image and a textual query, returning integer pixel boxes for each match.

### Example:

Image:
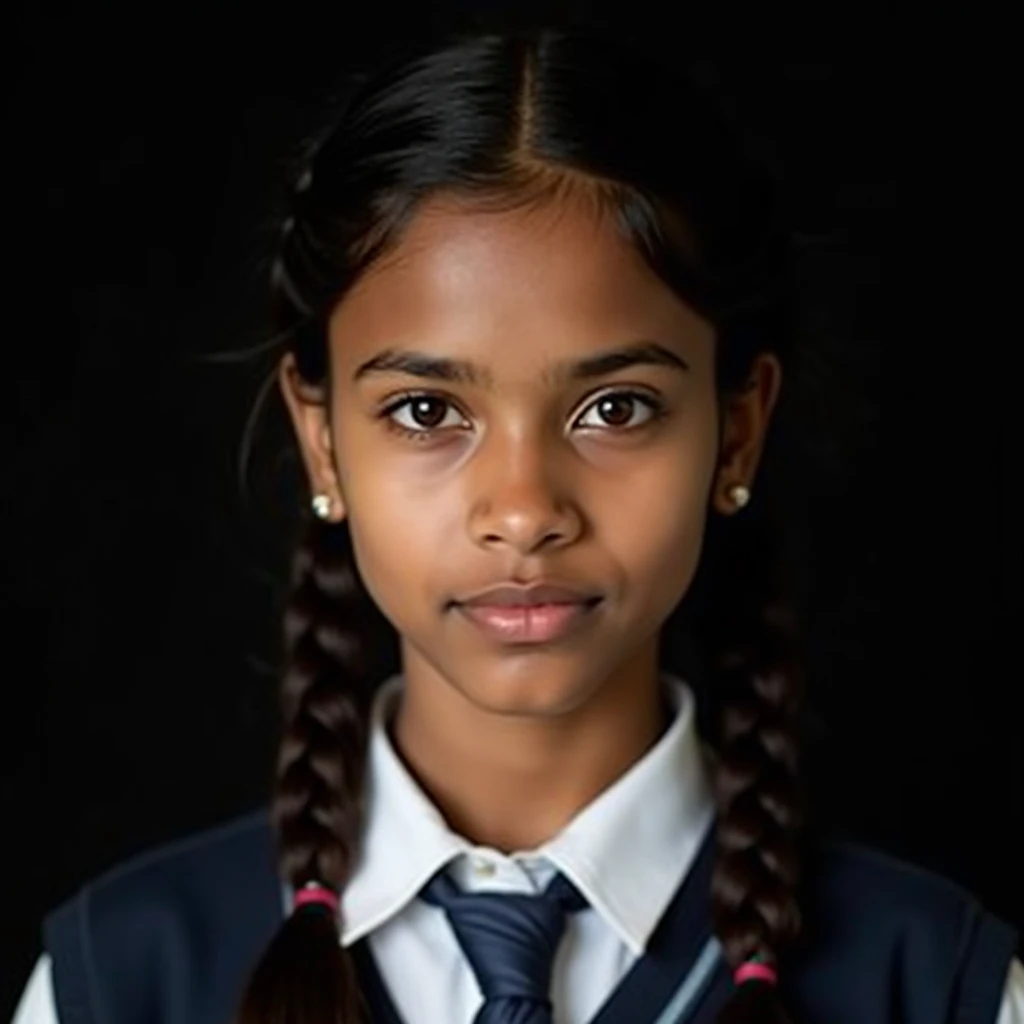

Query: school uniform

[11,670,1024,1024]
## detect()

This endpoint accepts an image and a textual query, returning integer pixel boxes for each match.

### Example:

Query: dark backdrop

[2,4,1019,1018]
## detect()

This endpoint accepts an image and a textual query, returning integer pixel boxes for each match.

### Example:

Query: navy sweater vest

[42,808,1019,1024]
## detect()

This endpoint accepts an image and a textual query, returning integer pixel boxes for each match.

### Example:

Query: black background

[2,4,1020,1018]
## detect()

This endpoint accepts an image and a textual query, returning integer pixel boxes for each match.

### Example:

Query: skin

[278,191,781,853]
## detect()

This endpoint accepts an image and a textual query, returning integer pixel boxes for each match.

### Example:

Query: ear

[277,352,347,523]
[711,352,783,516]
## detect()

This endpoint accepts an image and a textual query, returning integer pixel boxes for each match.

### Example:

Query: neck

[390,647,672,853]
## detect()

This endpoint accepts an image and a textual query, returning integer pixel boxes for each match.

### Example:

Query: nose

[467,439,584,554]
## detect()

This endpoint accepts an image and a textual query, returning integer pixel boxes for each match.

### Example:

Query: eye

[378,389,668,443]
[380,394,466,442]
[575,390,666,431]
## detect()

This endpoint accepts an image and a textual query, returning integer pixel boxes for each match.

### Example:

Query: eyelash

[377,388,669,444]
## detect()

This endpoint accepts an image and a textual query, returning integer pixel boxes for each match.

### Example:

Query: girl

[11,18,1023,1024]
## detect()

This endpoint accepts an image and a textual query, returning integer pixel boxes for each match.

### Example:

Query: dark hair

[234,20,809,1024]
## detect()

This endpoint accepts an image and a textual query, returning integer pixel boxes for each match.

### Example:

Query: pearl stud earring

[312,493,332,520]
[727,483,751,509]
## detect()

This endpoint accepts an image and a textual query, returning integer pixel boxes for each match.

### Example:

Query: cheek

[329,434,425,625]
[336,443,469,633]
[345,509,424,631]
[603,431,718,611]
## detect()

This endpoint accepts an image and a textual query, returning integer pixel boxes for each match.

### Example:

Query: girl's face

[280,192,779,719]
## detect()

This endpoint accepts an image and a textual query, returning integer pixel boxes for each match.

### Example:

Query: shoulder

[43,808,283,1024]
[806,834,1013,939]
[789,834,1019,1022]
[47,806,276,923]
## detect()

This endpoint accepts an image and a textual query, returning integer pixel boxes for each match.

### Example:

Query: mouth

[455,598,602,645]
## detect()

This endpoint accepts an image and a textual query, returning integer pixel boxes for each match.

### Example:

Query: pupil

[601,396,631,425]
[414,398,445,428]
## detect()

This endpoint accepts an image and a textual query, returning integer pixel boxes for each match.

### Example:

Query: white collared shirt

[12,672,1024,1023]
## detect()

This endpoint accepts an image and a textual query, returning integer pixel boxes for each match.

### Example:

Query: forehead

[327,192,712,374]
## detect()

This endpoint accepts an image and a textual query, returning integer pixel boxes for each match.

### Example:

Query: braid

[697,509,809,1022]
[234,514,394,1019]
[232,133,398,1019]
[274,515,374,887]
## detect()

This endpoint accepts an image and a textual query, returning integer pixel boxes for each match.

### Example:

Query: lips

[457,599,601,643]
[457,582,601,608]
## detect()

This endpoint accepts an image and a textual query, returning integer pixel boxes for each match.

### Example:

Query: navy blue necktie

[420,864,589,1023]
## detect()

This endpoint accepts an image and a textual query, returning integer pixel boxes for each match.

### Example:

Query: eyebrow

[352,340,690,387]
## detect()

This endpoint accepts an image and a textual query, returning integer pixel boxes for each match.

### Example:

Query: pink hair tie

[294,882,340,918]
[734,957,779,986]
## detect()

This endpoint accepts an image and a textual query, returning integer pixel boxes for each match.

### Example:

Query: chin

[457,662,601,719]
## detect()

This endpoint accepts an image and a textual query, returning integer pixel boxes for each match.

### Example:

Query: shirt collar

[340,670,715,956]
